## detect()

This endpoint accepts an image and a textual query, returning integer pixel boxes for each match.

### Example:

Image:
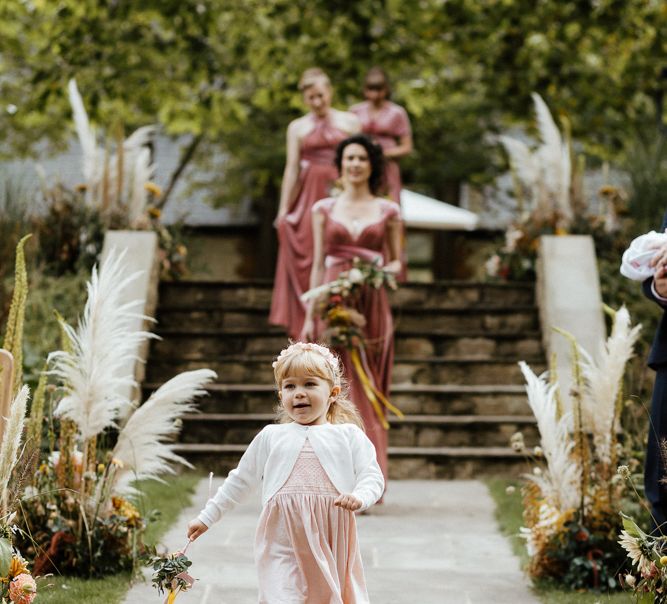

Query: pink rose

[9,573,37,604]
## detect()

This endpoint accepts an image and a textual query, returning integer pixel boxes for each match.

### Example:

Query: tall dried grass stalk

[0,385,30,517]
[2,235,30,396]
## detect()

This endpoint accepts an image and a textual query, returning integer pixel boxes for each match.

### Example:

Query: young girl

[187,341,384,603]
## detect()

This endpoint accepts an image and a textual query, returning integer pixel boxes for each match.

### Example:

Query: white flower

[619,530,653,575]
[348,268,364,284]
[485,254,501,277]
[617,465,631,480]
[625,573,636,588]
[504,227,523,253]
[505,485,516,495]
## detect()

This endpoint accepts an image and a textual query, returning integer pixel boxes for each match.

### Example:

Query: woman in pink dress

[270,68,360,340]
[349,67,413,204]
[302,135,402,482]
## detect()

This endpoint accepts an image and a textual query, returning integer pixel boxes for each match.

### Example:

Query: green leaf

[0,537,12,576]
[621,512,646,539]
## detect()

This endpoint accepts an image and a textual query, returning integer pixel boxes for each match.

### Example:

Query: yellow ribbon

[349,348,404,429]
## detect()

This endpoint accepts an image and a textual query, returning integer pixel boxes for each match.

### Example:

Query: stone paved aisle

[124,479,538,604]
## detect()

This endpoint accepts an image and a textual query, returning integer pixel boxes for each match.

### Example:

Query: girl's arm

[383,214,403,275]
[195,426,270,528]
[276,121,302,220]
[300,208,327,340]
[348,426,385,510]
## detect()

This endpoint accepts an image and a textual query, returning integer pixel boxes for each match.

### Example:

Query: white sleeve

[197,427,270,527]
[348,426,385,511]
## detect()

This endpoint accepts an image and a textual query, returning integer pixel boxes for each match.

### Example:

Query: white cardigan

[198,422,385,527]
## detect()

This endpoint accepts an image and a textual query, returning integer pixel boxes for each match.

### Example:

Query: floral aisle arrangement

[301,257,403,428]
[1,240,36,603]
[5,248,216,579]
[485,92,623,281]
[24,79,188,280]
[517,305,641,591]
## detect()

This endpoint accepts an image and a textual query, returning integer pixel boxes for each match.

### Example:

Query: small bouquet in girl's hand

[146,547,195,604]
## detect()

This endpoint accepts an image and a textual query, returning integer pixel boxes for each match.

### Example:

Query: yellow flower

[148,205,162,219]
[554,227,568,236]
[8,555,28,579]
[144,182,163,198]
[660,556,667,566]
[112,496,142,526]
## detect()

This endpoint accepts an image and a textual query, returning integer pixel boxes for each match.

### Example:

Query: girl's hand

[187,519,208,541]
[334,493,362,511]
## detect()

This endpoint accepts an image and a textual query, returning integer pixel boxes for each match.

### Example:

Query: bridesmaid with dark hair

[270,68,360,340]
[302,134,402,483]
[349,67,413,204]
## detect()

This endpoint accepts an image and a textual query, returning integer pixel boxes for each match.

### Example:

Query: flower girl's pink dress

[255,438,369,603]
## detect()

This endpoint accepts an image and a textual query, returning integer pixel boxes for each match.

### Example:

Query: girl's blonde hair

[273,342,363,428]
[298,67,331,92]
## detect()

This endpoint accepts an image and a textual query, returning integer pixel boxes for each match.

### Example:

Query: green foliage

[545,519,627,592]
[35,574,130,604]
[0,0,664,206]
[146,551,192,597]
[622,128,667,234]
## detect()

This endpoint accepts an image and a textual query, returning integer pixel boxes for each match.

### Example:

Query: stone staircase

[143,280,544,478]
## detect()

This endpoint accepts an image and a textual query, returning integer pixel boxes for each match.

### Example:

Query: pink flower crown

[272,342,339,373]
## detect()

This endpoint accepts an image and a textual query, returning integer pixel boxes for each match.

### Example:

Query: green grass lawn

[486,478,633,604]
[34,472,201,604]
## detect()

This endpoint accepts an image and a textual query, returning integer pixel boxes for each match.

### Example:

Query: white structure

[400,189,478,230]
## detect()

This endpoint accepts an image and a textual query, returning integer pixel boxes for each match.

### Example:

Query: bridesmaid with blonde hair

[270,68,360,340]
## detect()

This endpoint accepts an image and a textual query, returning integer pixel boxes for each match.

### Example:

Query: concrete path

[125,480,538,604]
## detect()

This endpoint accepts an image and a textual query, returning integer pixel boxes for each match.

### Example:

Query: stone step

[149,330,543,360]
[142,383,532,416]
[146,356,546,386]
[158,280,535,310]
[154,305,539,333]
[177,413,538,448]
[170,442,529,479]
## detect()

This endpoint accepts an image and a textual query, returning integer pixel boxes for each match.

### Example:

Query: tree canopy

[1,0,665,204]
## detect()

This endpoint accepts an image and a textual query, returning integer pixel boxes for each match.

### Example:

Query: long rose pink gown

[349,100,412,204]
[350,101,411,282]
[313,198,399,481]
[270,116,350,340]
[255,438,369,603]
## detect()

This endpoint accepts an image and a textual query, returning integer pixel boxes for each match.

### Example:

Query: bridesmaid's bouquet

[301,257,397,349]
[301,258,402,428]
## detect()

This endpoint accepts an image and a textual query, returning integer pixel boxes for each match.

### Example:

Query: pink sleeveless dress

[270,116,350,340]
[255,438,369,603]
[349,101,410,282]
[349,101,411,204]
[313,198,399,481]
